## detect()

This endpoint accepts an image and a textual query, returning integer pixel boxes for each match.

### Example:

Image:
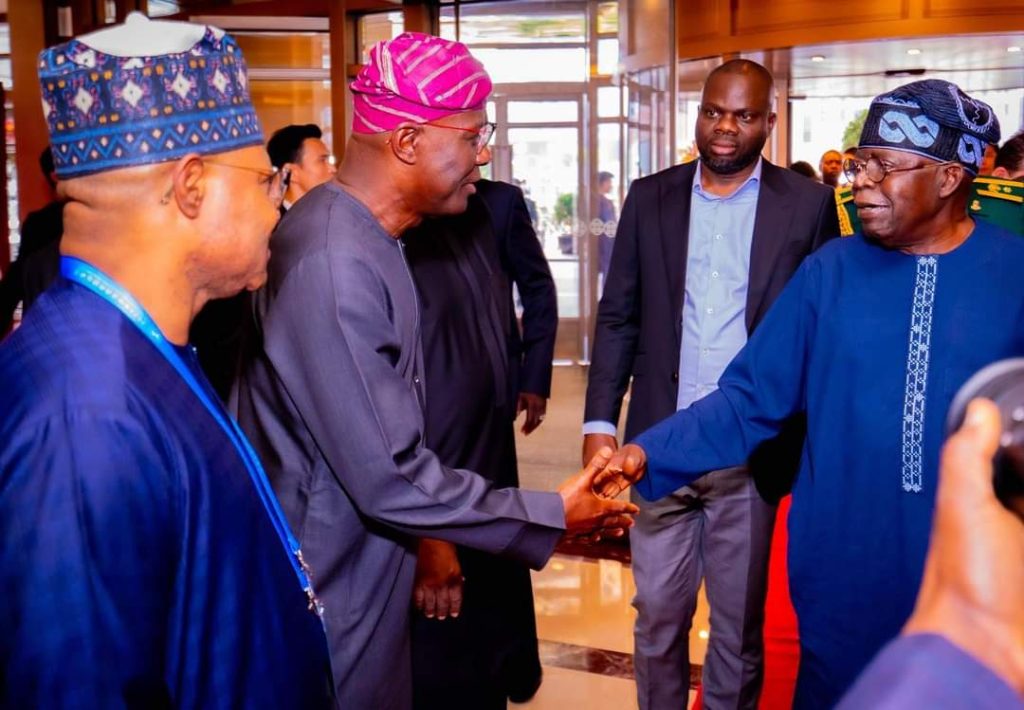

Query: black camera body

[947,358,1024,518]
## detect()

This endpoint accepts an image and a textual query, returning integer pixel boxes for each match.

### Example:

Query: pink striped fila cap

[350,32,492,134]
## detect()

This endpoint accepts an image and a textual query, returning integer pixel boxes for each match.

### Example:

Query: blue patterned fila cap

[859,79,1001,175]
[38,12,263,180]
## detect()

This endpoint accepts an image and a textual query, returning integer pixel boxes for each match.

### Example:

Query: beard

[697,139,766,176]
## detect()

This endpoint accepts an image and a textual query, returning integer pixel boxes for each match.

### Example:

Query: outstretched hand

[592,443,647,499]
[558,446,639,542]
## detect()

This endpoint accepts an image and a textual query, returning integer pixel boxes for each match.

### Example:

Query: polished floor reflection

[515,555,707,709]
[505,368,712,704]
[510,367,709,708]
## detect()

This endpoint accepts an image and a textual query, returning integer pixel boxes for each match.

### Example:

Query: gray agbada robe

[233,181,566,709]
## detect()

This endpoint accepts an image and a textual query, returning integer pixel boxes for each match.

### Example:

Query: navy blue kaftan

[0,278,332,708]
[634,222,1024,707]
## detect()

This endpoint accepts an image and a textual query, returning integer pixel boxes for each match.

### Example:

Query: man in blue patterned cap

[597,79,1024,706]
[0,13,333,707]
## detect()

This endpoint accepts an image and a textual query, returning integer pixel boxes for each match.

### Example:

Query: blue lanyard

[60,256,324,619]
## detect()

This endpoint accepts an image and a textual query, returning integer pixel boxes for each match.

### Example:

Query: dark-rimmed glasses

[204,159,292,206]
[843,156,958,184]
[425,121,497,151]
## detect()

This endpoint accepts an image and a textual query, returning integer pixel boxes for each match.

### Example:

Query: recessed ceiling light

[906,48,922,56]
[811,55,826,62]
[1008,46,1022,53]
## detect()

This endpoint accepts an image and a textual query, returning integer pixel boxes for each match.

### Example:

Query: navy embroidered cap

[859,79,1001,175]
[38,12,263,179]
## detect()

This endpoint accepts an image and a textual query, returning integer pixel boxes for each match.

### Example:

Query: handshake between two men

[558,442,649,542]
[413,441,649,622]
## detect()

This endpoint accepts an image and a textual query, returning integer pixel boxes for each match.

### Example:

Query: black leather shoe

[507,670,543,704]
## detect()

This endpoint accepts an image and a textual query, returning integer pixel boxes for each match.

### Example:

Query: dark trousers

[411,548,542,710]
[632,467,776,710]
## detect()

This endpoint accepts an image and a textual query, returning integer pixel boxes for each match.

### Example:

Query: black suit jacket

[474,179,558,400]
[585,160,840,500]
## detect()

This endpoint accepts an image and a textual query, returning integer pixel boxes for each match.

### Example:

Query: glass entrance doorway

[491,95,584,361]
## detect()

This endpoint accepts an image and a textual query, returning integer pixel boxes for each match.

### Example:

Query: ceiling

[749,33,1024,97]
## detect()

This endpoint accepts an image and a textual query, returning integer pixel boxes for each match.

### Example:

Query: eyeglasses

[425,121,497,151]
[842,156,958,184]
[204,159,292,206]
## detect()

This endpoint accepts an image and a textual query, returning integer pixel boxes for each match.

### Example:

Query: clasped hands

[412,439,648,621]
[557,438,649,544]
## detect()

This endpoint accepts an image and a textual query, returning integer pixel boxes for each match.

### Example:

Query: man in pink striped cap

[346,31,497,216]
[234,32,639,709]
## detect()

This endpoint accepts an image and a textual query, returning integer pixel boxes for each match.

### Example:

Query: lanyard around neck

[60,256,323,619]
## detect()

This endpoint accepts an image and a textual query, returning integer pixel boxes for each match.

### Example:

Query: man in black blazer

[403,178,558,708]
[583,60,839,709]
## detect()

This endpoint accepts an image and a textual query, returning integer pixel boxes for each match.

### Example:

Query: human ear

[937,163,967,199]
[389,124,421,166]
[166,153,205,219]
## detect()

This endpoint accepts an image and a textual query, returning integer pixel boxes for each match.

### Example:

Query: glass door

[492,95,584,362]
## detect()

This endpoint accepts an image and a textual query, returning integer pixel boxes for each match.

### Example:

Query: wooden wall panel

[676,0,727,44]
[735,0,908,35]
[639,0,1024,66]
[924,0,1024,18]
[622,0,672,72]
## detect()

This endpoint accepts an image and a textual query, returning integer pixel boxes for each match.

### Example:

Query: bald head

[705,59,775,112]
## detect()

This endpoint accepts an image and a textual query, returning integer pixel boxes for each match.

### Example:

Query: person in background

[789,160,818,180]
[993,130,1024,181]
[967,130,1024,237]
[584,59,838,710]
[979,142,999,176]
[597,170,617,286]
[404,177,558,708]
[818,149,843,187]
[0,148,63,335]
[0,14,333,707]
[266,123,336,212]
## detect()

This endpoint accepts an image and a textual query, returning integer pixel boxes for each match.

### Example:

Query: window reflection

[248,80,333,148]
[472,47,588,83]
[358,12,404,63]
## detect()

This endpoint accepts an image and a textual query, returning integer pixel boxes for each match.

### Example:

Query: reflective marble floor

[511,367,709,708]
[512,555,705,709]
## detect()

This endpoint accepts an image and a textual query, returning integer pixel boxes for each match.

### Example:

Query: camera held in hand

[947,359,1024,519]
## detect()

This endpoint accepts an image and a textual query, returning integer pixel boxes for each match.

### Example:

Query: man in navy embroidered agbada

[0,14,332,707]
[601,81,1024,707]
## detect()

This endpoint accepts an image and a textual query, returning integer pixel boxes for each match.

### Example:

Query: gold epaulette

[973,176,1024,204]
[835,185,854,236]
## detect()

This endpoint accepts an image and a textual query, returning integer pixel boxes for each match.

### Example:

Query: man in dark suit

[266,123,336,213]
[403,178,557,708]
[0,148,63,336]
[583,59,839,709]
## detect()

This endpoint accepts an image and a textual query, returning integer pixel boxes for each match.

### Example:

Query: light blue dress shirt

[584,158,762,435]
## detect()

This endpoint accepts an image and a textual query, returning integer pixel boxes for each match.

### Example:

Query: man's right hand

[903,398,1024,693]
[582,433,618,467]
[559,446,638,540]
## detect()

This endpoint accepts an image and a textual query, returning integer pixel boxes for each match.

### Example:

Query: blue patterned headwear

[859,79,1001,175]
[38,12,263,180]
